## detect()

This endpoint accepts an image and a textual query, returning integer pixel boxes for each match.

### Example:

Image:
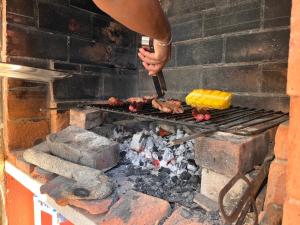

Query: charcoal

[180,171,192,181]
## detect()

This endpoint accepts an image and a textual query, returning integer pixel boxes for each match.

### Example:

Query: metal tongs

[218,151,275,225]
[141,36,167,98]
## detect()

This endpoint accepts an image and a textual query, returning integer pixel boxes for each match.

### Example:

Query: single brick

[202,64,261,92]
[7,0,34,17]
[50,110,70,133]
[226,30,290,63]
[7,24,68,61]
[39,2,92,38]
[195,128,276,176]
[100,191,171,225]
[203,1,260,37]
[70,108,103,129]
[30,167,57,184]
[274,122,289,160]
[264,160,287,207]
[176,38,223,66]
[163,207,204,225]
[261,63,288,94]
[264,0,291,27]
[69,193,117,215]
[170,12,202,42]
[13,150,35,174]
[283,199,300,225]
[7,119,50,150]
[7,88,47,120]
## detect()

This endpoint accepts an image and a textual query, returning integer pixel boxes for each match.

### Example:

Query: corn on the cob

[185,89,232,110]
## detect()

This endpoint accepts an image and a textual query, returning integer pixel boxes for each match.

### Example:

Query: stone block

[226,30,290,63]
[176,38,223,66]
[203,0,260,37]
[195,129,276,176]
[70,108,103,130]
[47,126,119,171]
[264,0,291,27]
[7,24,68,61]
[99,191,171,225]
[39,2,92,38]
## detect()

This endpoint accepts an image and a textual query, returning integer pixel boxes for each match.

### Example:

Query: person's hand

[138,39,171,76]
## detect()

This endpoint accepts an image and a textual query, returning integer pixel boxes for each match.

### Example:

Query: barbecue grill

[96,103,288,136]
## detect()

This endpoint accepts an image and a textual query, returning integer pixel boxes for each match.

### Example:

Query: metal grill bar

[97,104,288,136]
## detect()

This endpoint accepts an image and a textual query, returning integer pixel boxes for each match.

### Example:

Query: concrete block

[47,126,119,171]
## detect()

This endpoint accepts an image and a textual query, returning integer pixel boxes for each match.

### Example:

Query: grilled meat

[108,97,124,106]
[127,96,157,112]
[152,99,184,114]
[192,108,211,121]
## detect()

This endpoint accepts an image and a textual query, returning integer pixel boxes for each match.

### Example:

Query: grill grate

[97,103,288,136]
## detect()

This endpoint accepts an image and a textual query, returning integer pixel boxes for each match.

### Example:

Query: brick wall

[139,0,291,112]
[3,0,138,100]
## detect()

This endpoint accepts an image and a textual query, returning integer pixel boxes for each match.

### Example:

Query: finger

[142,62,151,72]
[139,48,158,61]
[148,64,162,76]
[138,53,160,65]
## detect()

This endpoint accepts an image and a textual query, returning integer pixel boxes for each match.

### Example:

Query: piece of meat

[152,99,184,114]
[142,95,157,104]
[127,97,145,112]
[127,97,144,104]
[128,102,144,112]
[192,108,211,122]
[108,97,124,106]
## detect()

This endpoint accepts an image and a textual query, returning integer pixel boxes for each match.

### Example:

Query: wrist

[156,32,172,47]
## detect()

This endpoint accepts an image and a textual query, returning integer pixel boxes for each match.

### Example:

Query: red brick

[274,122,289,160]
[13,150,35,174]
[7,119,50,150]
[163,207,204,225]
[7,89,47,120]
[283,199,300,225]
[51,110,70,133]
[70,108,103,129]
[287,97,300,200]
[69,194,117,215]
[287,0,300,96]
[264,160,287,207]
[195,128,276,176]
[30,167,56,184]
[99,191,171,225]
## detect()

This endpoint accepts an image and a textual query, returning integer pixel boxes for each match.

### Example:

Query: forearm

[92,0,171,42]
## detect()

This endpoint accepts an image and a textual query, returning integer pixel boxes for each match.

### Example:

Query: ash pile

[107,125,203,210]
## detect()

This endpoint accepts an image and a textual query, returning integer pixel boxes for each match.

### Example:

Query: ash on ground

[99,124,222,225]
